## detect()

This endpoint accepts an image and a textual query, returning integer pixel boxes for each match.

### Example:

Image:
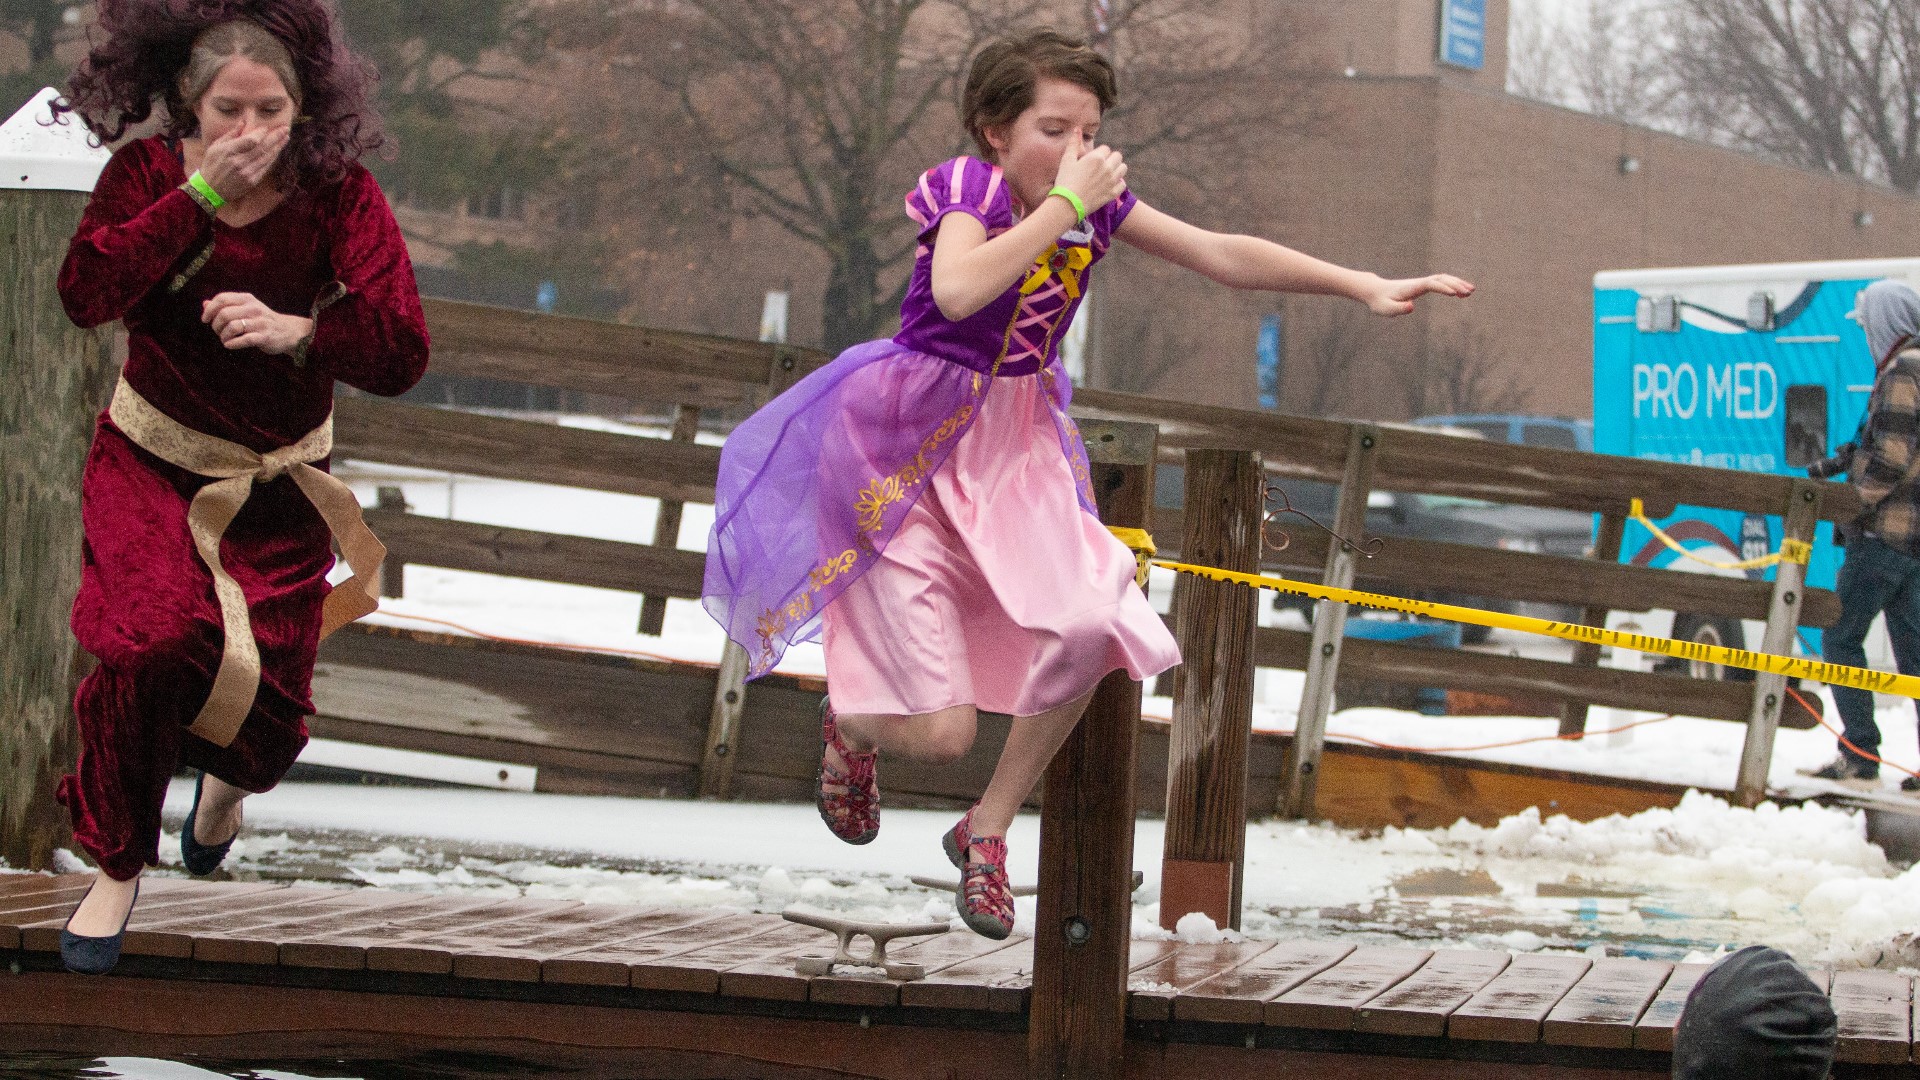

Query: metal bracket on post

[1280,425,1377,820]
[765,344,804,399]
[1734,480,1822,807]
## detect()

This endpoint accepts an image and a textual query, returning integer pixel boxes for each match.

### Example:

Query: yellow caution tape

[1108,526,1156,587]
[1154,558,1920,700]
[1629,498,1811,570]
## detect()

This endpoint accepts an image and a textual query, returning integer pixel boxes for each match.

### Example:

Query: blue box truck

[1592,258,1920,678]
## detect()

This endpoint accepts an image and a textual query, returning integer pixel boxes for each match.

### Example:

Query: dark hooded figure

[1672,945,1836,1080]
[1805,279,1920,791]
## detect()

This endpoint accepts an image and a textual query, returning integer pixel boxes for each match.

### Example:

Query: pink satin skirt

[821,372,1180,717]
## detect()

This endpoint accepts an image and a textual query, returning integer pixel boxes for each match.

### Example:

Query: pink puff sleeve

[904,156,1012,241]
[1091,186,1138,241]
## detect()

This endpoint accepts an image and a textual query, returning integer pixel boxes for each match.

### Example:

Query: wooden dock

[3,873,1913,1078]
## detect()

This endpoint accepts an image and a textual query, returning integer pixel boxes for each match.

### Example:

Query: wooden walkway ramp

[1,873,1913,1078]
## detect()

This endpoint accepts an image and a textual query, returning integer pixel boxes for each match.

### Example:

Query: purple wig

[56,0,386,187]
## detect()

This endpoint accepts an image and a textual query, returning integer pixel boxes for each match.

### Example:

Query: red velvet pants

[55,422,329,881]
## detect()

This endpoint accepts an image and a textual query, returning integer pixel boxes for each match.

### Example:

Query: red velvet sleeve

[58,141,211,329]
[309,165,430,397]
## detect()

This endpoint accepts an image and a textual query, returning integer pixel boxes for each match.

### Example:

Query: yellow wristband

[186,170,226,209]
[1047,185,1087,224]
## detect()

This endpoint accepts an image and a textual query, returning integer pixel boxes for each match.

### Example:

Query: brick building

[520,0,1920,421]
[1080,0,1920,419]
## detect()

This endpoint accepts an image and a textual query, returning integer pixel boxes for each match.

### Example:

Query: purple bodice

[894,156,1135,376]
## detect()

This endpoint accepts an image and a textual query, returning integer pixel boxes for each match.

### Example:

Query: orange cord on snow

[1139,710,1682,754]
[371,608,721,671]
[1317,712,1681,754]
[1789,684,1920,780]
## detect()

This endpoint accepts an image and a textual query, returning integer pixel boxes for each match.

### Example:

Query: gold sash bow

[108,377,385,747]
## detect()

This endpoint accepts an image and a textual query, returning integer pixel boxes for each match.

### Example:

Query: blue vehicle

[1415,413,1592,452]
[1592,258,1920,677]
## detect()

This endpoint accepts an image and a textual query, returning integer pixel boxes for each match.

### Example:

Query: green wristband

[186,170,226,210]
[1047,184,1087,224]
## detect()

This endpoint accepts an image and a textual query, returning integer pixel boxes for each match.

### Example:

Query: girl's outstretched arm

[929,141,1128,321]
[1113,201,1473,314]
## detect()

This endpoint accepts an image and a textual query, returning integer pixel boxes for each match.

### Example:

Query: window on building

[468,186,525,221]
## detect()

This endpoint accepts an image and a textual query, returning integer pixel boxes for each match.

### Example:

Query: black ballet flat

[181,770,236,876]
[59,878,140,976]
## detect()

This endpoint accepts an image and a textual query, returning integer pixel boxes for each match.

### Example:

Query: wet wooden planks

[1354,949,1512,1037]
[1832,969,1914,1065]
[1447,954,1594,1043]
[1171,939,1356,1023]
[1268,946,1436,1029]
[898,930,1036,1013]
[1632,963,1708,1052]
[4,873,1915,1068]
[1129,941,1276,1021]
[1541,958,1673,1048]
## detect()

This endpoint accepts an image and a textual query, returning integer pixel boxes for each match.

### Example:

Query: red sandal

[817,701,879,845]
[944,806,1014,939]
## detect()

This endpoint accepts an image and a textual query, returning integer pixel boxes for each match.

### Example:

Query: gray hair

[1856,279,1920,365]
[180,20,301,116]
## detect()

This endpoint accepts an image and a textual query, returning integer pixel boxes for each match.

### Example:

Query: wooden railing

[341,299,1851,808]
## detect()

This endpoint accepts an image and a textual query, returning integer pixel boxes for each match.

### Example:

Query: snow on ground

[103,777,1916,971]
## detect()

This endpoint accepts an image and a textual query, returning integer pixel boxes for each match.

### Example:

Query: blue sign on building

[1256,313,1283,411]
[1439,0,1486,71]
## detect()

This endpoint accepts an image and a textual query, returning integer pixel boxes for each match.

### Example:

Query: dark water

[0,1053,622,1079]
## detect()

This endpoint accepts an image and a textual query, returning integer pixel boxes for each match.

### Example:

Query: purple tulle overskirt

[702,339,1095,678]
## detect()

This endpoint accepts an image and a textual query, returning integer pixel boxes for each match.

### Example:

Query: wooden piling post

[0,91,114,871]
[1029,418,1155,1080]
[374,486,408,598]
[1160,448,1262,931]
[637,403,701,635]
[1733,480,1822,806]
[695,345,805,799]
[1558,511,1627,738]
[1279,424,1377,820]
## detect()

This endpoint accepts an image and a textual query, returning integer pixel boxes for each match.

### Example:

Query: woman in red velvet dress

[50,1,428,973]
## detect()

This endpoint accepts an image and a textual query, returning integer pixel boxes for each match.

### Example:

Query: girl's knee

[918,707,978,764]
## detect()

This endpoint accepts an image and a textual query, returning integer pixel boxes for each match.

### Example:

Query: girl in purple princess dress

[704,29,1473,938]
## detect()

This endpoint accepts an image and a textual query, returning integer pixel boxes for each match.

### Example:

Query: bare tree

[1506,0,1669,125]
[1282,300,1373,419]
[1506,0,1575,107]
[1664,0,1920,191]
[1092,283,1187,395]
[550,0,1325,354]
[1399,330,1534,418]
[549,0,1031,353]
[1092,1,1328,220]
